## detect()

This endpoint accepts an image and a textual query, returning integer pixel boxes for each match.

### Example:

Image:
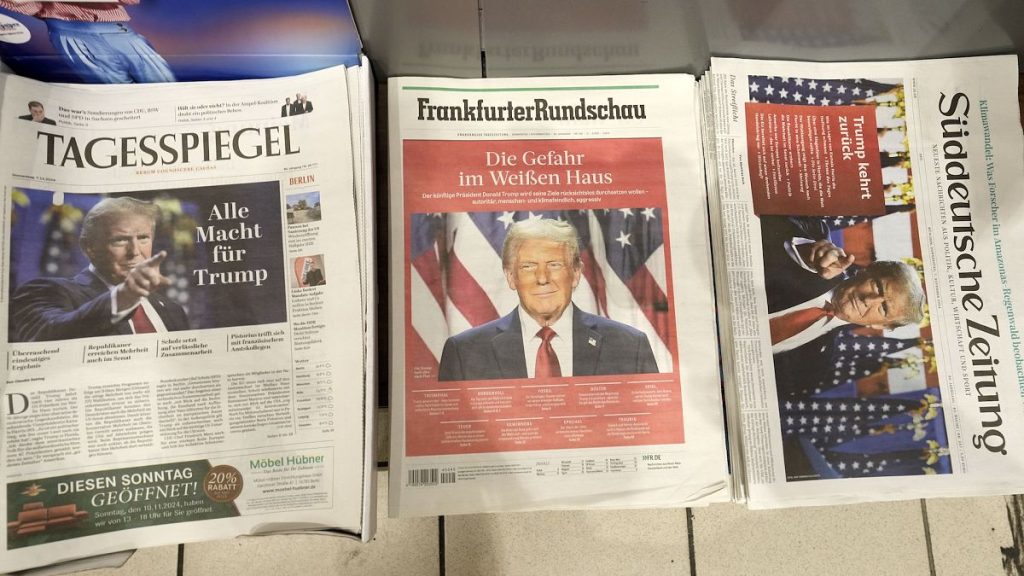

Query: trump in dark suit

[760,216,925,350]
[438,218,659,381]
[11,197,189,342]
[760,215,926,410]
[761,216,844,314]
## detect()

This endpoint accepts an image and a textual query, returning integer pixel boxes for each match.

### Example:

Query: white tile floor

[692,499,930,575]
[445,507,690,575]
[66,471,1023,576]
[926,496,1019,575]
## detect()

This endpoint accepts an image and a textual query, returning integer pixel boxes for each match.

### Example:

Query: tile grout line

[919,500,936,576]
[177,543,185,576]
[686,508,697,576]
[1003,495,1024,573]
[438,516,446,576]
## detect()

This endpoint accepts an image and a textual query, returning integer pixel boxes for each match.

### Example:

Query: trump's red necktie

[535,327,561,378]
[131,305,156,334]
[769,305,833,346]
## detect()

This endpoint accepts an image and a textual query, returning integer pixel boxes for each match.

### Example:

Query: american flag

[747,76,899,107]
[409,209,674,377]
[747,75,912,160]
[778,328,950,479]
[777,331,918,401]
[783,387,950,479]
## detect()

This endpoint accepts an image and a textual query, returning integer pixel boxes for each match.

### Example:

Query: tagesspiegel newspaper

[388,74,729,516]
[706,55,1024,507]
[0,66,373,572]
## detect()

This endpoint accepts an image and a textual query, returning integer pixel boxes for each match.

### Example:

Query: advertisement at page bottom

[6,449,333,549]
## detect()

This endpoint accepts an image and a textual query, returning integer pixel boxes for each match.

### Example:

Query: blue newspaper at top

[0,0,362,83]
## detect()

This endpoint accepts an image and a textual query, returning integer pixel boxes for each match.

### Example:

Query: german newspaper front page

[706,55,1024,507]
[389,74,729,516]
[0,65,374,571]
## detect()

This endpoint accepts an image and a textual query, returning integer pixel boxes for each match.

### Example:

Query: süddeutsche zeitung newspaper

[705,55,1024,507]
[0,65,375,572]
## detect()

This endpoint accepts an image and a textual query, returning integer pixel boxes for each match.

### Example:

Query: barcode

[408,468,438,486]
[440,469,456,484]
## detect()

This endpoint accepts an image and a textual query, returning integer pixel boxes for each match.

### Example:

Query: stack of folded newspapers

[700,55,1024,508]
[386,74,731,516]
[0,59,377,575]
[386,55,1024,517]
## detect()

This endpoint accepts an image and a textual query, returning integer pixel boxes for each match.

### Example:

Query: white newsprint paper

[0,65,375,572]
[388,74,730,516]
[705,55,1024,507]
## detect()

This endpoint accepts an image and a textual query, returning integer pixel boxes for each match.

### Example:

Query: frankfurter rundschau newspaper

[0,65,375,572]
[704,55,1024,508]
[388,74,730,516]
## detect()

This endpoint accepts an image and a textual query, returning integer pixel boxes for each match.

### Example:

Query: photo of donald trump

[10,197,188,342]
[438,218,659,381]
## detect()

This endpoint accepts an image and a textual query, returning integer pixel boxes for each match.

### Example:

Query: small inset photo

[281,92,314,117]
[286,191,321,224]
[292,254,326,288]
[18,100,56,125]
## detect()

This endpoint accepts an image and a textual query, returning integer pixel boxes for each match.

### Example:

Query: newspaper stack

[387,74,731,516]
[701,55,1024,507]
[0,61,377,573]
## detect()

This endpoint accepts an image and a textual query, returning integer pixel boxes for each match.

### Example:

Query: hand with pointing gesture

[115,251,170,311]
